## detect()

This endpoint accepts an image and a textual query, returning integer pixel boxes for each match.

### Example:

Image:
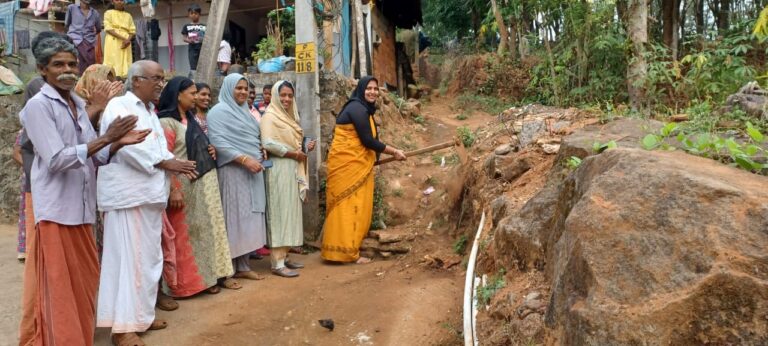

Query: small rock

[542,143,561,154]
[552,121,571,132]
[494,144,513,156]
[519,120,547,147]
[525,291,542,303]
[318,319,335,331]
[525,299,544,310]
[380,251,392,258]
[406,99,422,112]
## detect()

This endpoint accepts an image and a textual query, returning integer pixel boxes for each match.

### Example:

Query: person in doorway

[64,0,102,74]
[261,81,315,277]
[18,35,148,346]
[182,4,206,77]
[208,74,268,284]
[321,76,406,264]
[218,33,232,76]
[103,0,135,78]
[158,77,234,297]
[256,83,272,115]
[96,60,197,346]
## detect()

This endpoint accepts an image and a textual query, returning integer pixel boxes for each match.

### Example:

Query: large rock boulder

[494,148,768,344]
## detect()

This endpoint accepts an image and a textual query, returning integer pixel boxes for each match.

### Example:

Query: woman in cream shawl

[207,74,268,284]
[261,80,316,278]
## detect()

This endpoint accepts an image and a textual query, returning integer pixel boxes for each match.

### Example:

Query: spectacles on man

[136,75,165,84]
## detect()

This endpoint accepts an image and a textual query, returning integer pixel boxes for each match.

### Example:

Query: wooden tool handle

[375,140,456,166]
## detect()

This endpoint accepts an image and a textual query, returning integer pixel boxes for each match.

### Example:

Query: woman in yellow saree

[321,76,406,264]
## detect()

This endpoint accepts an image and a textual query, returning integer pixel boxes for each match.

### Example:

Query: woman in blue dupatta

[207,74,268,283]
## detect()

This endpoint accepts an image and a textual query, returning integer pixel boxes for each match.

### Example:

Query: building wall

[12,13,63,80]
[13,2,267,76]
[371,6,396,88]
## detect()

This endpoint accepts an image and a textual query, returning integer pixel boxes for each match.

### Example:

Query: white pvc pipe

[463,210,486,346]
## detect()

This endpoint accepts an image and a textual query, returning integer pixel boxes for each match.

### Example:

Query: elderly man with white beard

[96,60,198,346]
[18,34,148,346]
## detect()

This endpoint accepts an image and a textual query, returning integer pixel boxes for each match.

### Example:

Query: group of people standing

[16,23,406,345]
[59,0,218,81]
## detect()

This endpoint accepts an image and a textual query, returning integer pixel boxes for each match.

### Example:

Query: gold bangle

[240,156,248,164]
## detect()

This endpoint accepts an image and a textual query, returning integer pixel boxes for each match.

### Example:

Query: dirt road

[0,221,463,346]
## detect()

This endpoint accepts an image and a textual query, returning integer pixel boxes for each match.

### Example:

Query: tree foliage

[422,0,768,116]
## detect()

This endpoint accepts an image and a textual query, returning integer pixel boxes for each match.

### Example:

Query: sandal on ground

[356,257,373,264]
[233,271,266,280]
[112,332,145,346]
[148,319,168,330]
[285,259,304,269]
[219,278,242,290]
[271,267,299,278]
[156,293,178,311]
[206,285,221,294]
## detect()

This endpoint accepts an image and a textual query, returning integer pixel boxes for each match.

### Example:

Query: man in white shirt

[218,34,231,75]
[96,60,197,345]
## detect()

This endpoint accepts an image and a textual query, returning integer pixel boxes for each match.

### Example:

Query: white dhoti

[96,203,164,333]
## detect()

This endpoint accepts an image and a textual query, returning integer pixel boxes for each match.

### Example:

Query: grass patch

[453,234,468,255]
[431,153,460,166]
[391,188,404,197]
[457,126,476,147]
[456,93,510,115]
[477,269,506,307]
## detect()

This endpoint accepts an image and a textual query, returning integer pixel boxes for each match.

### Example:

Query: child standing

[182,4,205,77]
[218,33,231,75]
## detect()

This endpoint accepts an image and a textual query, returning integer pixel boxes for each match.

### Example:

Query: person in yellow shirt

[103,0,135,78]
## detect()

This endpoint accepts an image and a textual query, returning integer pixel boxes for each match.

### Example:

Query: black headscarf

[342,75,378,115]
[158,76,195,121]
[158,76,217,180]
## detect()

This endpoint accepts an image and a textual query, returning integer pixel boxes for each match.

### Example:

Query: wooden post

[295,0,323,239]
[353,0,368,76]
[194,0,230,84]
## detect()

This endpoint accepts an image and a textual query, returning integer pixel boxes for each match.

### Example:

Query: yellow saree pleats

[321,121,377,262]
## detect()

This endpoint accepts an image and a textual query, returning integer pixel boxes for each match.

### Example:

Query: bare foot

[233,271,266,280]
[112,332,145,346]
[356,257,372,264]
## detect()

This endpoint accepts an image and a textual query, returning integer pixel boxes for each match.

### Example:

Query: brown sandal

[219,277,242,290]
[206,285,221,294]
[233,271,266,280]
[156,293,178,311]
[112,332,145,346]
[148,319,168,330]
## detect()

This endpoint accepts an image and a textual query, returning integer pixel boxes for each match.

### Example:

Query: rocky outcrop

[493,145,768,344]
[0,94,24,222]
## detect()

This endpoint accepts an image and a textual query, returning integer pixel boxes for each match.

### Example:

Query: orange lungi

[19,221,100,346]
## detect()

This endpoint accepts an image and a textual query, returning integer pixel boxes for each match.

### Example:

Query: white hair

[125,60,156,91]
